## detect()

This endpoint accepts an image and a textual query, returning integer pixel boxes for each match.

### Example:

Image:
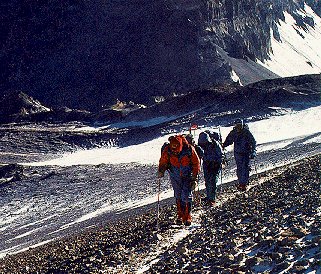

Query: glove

[250,151,256,159]
[158,171,164,178]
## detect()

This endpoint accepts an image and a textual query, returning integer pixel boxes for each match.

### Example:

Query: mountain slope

[114,73,321,128]
[1,0,321,110]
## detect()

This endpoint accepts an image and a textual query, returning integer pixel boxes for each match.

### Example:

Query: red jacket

[159,143,200,179]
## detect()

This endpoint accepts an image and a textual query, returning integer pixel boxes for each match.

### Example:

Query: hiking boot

[237,184,247,191]
[176,218,183,225]
[182,202,192,226]
[184,220,192,226]
[207,200,216,207]
[184,212,192,226]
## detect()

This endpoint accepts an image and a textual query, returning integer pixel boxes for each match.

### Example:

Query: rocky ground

[149,154,320,273]
[0,153,319,273]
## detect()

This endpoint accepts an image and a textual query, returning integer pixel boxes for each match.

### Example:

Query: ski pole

[253,157,259,185]
[156,177,161,231]
[195,173,201,207]
[218,126,229,166]
[217,163,223,198]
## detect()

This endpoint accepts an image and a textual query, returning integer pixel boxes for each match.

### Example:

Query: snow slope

[1,108,320,260]
[27,105,321,167]
[221,4,321,86]
[259,5,321,76]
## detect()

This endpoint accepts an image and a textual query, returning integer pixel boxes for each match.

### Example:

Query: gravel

[0,154,319,274]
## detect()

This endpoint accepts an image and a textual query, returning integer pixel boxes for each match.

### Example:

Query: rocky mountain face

[0,0,320,110]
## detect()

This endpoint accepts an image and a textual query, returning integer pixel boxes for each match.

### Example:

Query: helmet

[205,130,221,142]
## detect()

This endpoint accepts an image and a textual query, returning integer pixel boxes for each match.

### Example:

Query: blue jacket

[198,132,223,162]
[223,125,256,154]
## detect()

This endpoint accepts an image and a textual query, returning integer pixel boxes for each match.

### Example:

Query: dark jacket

[198,132,223,162]
[223,125,256,154]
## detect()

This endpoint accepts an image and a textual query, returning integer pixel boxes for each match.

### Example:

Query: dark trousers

[234,152,250,185]
[203,161,221,201]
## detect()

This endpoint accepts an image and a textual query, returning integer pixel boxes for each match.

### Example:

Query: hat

[234,118,244,129]
[198,131,211,145]
[205,130,221,142]
[234,118,243,125]
[169,135,183,153]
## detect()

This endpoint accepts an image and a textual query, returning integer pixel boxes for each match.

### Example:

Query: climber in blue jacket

[198,131,223,205]
[223,119,256,191]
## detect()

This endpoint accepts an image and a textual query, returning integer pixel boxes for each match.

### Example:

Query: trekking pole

[156,177,161,231]
[253,157,259,186]
[218,126,222,143]
[218,125,228,166]
[195,174,201,207]
[218,163,223,198]
[197,159,203,206]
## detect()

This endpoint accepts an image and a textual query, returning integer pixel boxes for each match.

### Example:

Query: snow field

[26,105,321,167]
[258,5,321,76]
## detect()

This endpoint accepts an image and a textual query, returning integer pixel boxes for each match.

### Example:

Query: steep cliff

[0,0,320,110]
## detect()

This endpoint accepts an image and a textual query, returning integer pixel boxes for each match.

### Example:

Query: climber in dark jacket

[223,118,256,191]
[185,134,204,160]
[198,131,223,205]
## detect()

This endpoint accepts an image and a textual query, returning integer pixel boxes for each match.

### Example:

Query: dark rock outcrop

[0,163,23,182]
[119,73,321,125]
[0,90,94,123]
[0,73,319,125]
[0,90,51,123]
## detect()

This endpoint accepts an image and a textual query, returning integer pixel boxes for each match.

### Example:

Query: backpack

[205,130,222,144]
[161,135,192,157]
[198,131,223,162]
[198,131,212,146]
[161,142,169,155]
[184,133,204,159]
